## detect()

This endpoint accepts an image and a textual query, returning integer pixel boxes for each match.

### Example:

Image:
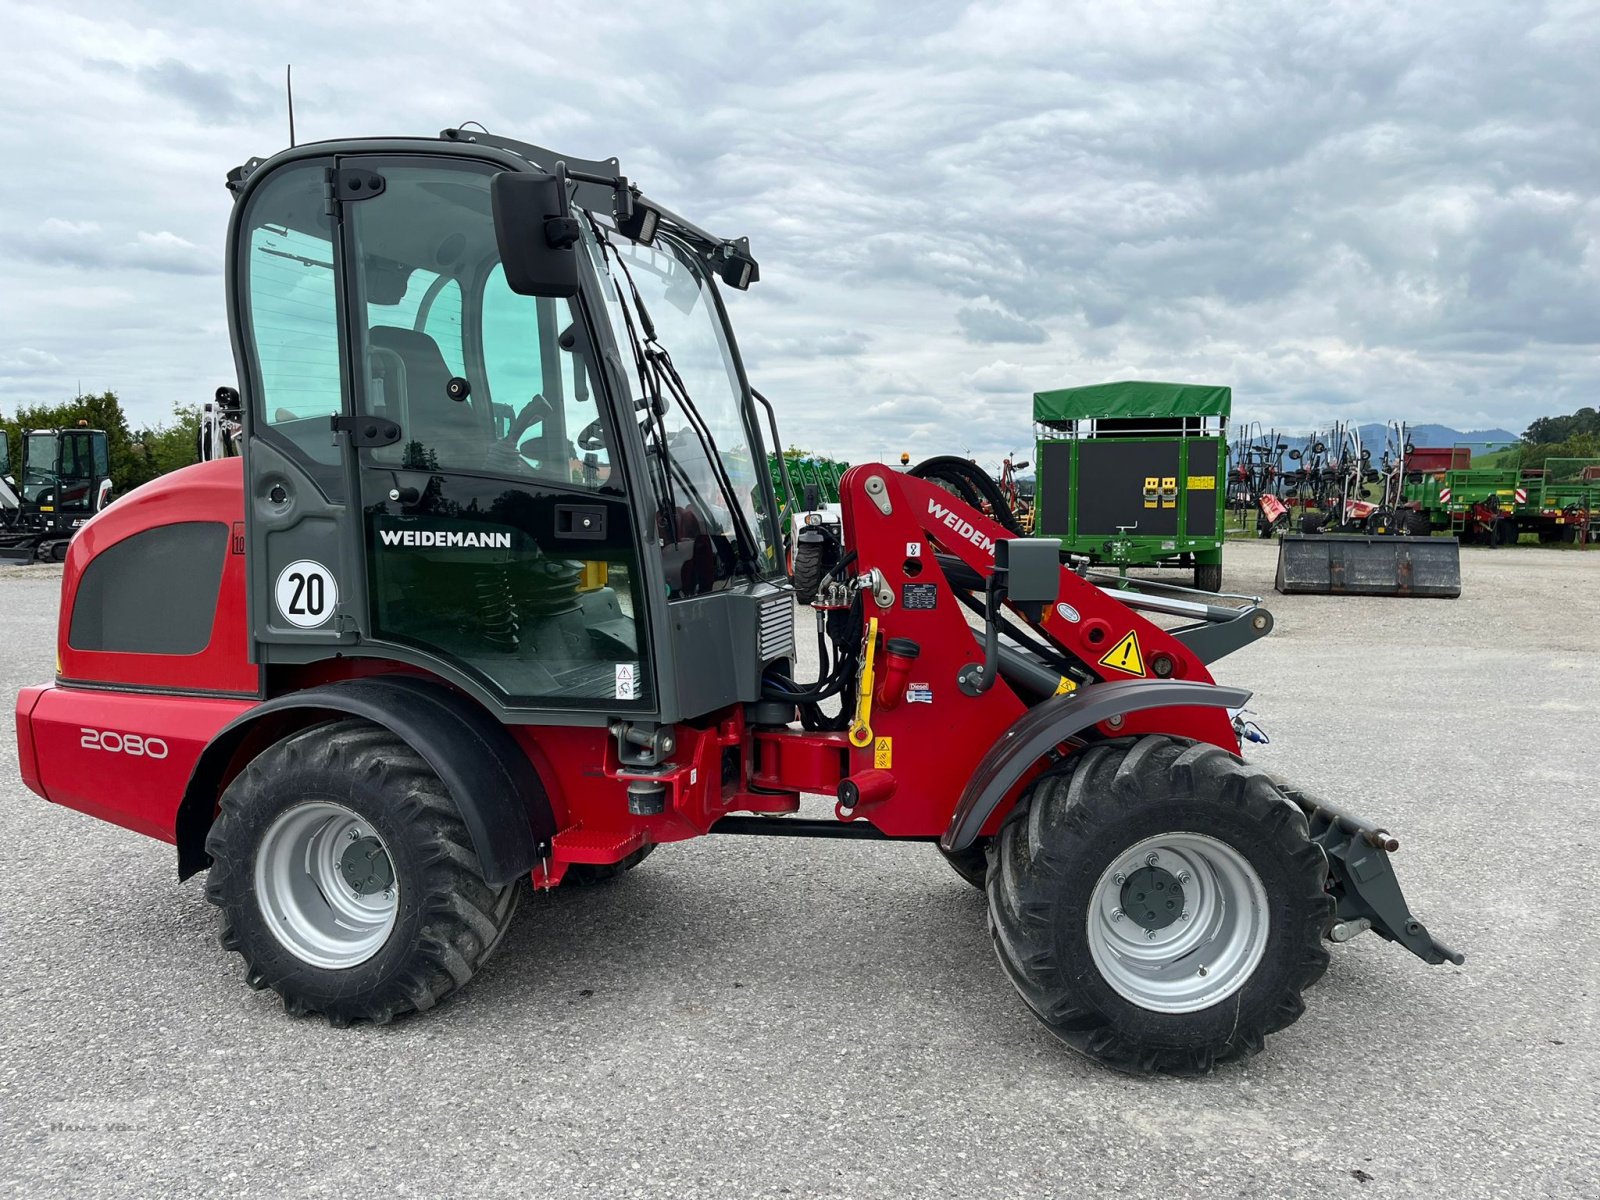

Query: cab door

[339,154,654,712]
[236,151,655,715]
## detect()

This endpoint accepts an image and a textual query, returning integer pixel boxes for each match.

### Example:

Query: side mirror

[491,170,581,298]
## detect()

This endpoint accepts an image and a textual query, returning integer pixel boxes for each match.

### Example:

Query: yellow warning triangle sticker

[1097,630,1146,677]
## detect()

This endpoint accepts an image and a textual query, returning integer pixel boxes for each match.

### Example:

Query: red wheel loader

[13,129,1459,1074]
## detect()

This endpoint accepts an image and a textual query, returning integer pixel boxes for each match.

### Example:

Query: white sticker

[905,541,923,558]
[1055,602,1081,624]
[615,663,638,700]
[274,560,338,629]
[906,682,933,704]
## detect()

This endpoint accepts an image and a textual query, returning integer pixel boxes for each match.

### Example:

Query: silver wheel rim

[1086,832,1269,1014]
[254,802,398,969]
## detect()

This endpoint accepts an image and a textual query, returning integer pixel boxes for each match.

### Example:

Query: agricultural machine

[1226,423,1292,537]
[198,385,245,462]
[1031,381,1228,590]
[13,128,1460,1075]
[0,424,114,563]
[1401,450,1597,546]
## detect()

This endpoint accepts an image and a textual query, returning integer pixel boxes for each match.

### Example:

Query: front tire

[986,736,1331,1075]
[940,841,990,889]
[205,719,520,1025]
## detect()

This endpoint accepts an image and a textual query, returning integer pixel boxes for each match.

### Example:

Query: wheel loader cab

[230,139,789,722]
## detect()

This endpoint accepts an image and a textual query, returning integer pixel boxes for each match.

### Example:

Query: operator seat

[369,326,484,463]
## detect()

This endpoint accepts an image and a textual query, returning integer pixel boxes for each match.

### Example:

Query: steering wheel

[576,417,606,452]
[506,395,553,447]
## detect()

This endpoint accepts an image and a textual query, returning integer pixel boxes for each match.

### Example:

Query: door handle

[555,504,606,540]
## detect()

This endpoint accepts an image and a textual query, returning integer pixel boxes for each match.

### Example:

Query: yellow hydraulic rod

[847,617,880,748]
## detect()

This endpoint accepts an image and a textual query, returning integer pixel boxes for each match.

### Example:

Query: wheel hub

[1120,865,1185,932]
[253,802,399,970]
[1087,832,1270,1014]
[339,836,394,896]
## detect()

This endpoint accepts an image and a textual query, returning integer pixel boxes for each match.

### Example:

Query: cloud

[0,0,1593,469]
[963,360,1033,394]
[123,231,212,275]
[956,305,1049,344]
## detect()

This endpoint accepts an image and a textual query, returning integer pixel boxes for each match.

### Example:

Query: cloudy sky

[1,0,1595,468]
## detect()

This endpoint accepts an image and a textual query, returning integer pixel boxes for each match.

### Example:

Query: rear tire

[205,719,520,1025]
[1192,562,1223,592]
[986,736,1331,1075]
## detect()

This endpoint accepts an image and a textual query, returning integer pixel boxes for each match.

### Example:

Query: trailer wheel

[1192,562,1223,592]
[986,736,1331,1075]
[940,841,990,889]
[204,719,520,1025]
[563,844,655,885]
[1405,510,1432,537]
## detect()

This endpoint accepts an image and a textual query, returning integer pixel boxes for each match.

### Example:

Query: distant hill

[1374,423,1518,449]
[1238,423,1520,454]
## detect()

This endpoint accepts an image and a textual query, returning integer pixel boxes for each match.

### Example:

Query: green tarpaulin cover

[1033,380,1232,423]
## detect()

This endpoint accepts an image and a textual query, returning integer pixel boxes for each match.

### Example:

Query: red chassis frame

[16,460,1238,882]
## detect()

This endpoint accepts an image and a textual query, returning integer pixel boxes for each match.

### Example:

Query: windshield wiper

[586,217,683,544]
[597,228,762,576]
[645,342,762,577]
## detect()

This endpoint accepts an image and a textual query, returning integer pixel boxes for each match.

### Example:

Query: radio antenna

[286,64,296,147]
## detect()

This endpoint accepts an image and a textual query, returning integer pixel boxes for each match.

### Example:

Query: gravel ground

[1,541,1596,1198]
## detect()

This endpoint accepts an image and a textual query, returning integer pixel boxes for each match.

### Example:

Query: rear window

[69,523,229,655]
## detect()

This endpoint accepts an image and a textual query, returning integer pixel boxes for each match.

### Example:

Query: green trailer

[1032,381,1229,590]
[1532,458,1600,544]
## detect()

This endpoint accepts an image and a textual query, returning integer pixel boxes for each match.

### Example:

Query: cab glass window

[239,164,345,497]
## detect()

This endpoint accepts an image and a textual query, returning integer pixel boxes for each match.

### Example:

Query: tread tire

[940,841,990,889]
[204,719,520,1025]
[791,540,827,604]
[1192,562,1223,592]
[986,735,1331,1075]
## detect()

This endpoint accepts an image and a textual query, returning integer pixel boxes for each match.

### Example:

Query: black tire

[940,841,990,889]
[986,736,1331,1076]
[1404,510,1432,537]
[204,719,520,1025]
[791,539,827,604]
[909,456,1025,535]
[563,844,655,885]
[1300,513,1327,535]
[1496,518,1519,546]
[1192,562,1223,592]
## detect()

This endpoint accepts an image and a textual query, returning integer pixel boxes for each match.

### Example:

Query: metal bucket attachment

[1275,534,1460,598]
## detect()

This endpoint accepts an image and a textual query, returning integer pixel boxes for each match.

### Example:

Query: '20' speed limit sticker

[274,559,338,629]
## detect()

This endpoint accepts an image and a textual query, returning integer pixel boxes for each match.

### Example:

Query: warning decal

[874,737,893,768]
[1187,475,1216,490]
[1054,676,1078,695]
[1097,631,1146,677]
